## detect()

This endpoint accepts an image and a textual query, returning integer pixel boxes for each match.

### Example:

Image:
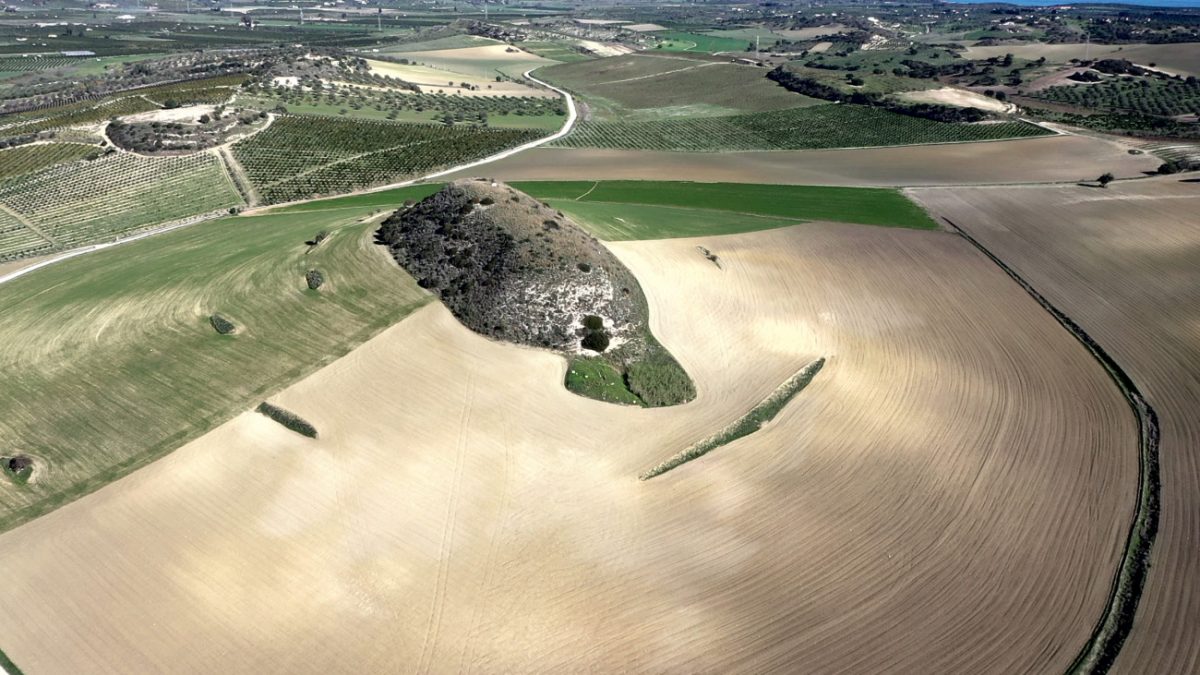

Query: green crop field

[512,180,939,233]
[0,151,242,259]
[540,54,820,119]
[0,143,96,181]
[552,103,1052,151]
[654,31,750,53]
[233,114,543,203]
[0,205,429,532]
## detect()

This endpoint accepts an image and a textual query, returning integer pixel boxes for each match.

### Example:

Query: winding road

[0,68,577,286]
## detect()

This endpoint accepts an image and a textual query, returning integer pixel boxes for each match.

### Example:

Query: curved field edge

[270,180,939,232]
[0,209,429,534]
[942,217,1159,675]
[640,357,825,479]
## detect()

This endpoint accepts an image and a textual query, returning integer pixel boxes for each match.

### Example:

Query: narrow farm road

[0,68,578,287]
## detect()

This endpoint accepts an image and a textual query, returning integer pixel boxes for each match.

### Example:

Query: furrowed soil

[911,177,1200,674]
[443,134,1159,186]
[0,221,1135,674]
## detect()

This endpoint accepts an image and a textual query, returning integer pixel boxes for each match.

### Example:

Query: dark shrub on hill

[306,269,325,290]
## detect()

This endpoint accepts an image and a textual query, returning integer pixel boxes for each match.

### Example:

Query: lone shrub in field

[209,313,236,335]
[256,402,318,438]
[306,269,325,290]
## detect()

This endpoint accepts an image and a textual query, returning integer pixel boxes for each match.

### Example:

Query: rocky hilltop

[377,179,694,406]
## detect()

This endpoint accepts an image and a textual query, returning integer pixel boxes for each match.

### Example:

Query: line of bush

[640,357,825,480]
[942,218,1160,675]
[255,402,318,438]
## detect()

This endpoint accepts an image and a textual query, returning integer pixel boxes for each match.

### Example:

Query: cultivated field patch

[0,221,1136,673]
[0,206,428,529]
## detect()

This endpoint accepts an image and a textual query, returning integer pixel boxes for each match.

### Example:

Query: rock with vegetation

[209,313,237,335]
[306,269,325,290]
[378,179,694,406]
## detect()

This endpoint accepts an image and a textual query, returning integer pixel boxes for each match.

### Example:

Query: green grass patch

[0,206,429,532]
[565,356,643,405]
[640,357,825,479]
[654,31,750,53]
[515,180,939,232]
[543,201,806,241]
[267,183,443,213]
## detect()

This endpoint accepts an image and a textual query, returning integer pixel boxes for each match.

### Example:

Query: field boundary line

[591,61,717,86]
[942,217,1160,675]
[217,146,259,206]
[574,180,599,200]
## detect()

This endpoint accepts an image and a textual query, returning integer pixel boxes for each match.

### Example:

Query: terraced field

[554,104,1052,152]
[0,151,242,257]
[0,219,1135,673]
[232,114,544,204]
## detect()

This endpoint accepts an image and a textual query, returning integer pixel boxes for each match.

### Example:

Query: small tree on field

[1097,172,1115,188]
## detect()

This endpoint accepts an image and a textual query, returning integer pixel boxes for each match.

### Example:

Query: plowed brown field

[912,178,1200,674]
[0,222,1137,673]
[444,134,1158,186]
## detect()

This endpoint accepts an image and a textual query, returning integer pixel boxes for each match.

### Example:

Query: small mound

[377,179,694,406]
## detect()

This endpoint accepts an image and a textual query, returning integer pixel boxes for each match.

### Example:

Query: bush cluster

[256,402,318,438]
[209,313,237,335]
[306,269,325,290]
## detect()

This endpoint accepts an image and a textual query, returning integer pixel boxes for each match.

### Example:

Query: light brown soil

[445,135,1159,186]
[898,87,1011,112]
[0,221,1135,673]
[911,177,1200,674]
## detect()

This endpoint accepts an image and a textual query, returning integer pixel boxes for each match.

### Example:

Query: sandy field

[365,59,555,98]
[964,42,1200,76]
[579,40,635,57]
[807,41,833,53]
[390,45,558,79]
[911,177,1200,674]
[120,104,215,123]
[446,134,1159,186]
[0,221,1135,673]
[624,23,666,32]
[898,86,1011,112]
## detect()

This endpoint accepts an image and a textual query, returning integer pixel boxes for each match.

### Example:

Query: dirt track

[0,222,1136,673]
[912,178,1200,674]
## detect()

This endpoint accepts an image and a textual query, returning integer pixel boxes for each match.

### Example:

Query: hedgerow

[640,358,825,479]
[256,402,319,438]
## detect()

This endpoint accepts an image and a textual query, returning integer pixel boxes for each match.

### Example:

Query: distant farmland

[553,104,1052,152]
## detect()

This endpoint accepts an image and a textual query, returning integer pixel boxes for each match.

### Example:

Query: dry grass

[911,177,1200,674]
[445,134,1160,186]
[0,221,1137,673]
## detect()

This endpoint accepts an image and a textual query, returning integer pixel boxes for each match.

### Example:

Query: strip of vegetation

[0,646,24,675]
[640,358,825,480]
[255,402,319,439]
[942,218,1159,675]
[565,356,643,406]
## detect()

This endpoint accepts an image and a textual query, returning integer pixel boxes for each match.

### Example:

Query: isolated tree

[1097,172,1115,188]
